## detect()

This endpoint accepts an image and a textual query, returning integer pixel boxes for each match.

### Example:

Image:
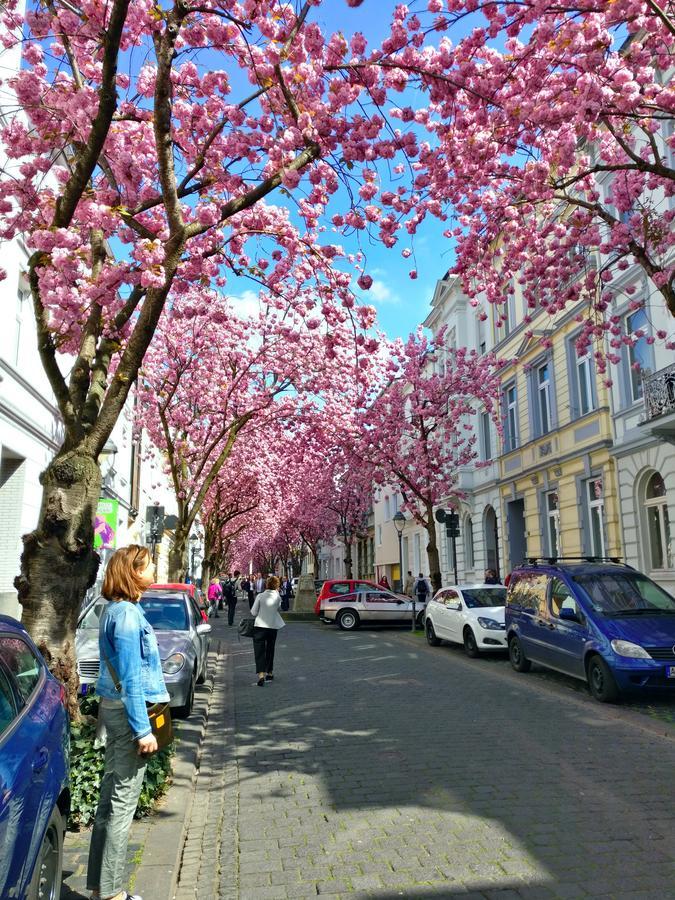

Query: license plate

[666,666,675,679]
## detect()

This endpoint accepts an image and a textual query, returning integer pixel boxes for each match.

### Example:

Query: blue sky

[222,1,467,340]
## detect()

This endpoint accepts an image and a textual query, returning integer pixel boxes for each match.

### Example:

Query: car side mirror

[196,623,212,635]
[448,600,461,611]
[558,607,578,622]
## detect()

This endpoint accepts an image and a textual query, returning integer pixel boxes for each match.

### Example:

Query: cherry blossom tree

[0,0,422,676]
[356,331,503,592]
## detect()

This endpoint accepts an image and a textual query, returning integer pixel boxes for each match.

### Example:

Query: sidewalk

[61,625,228,900]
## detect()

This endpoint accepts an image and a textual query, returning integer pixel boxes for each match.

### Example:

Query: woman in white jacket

[250,575,285,686]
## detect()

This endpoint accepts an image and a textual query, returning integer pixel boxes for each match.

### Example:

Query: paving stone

[169,614,675,900]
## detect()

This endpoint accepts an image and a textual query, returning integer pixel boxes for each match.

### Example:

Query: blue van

[505,559,675,702]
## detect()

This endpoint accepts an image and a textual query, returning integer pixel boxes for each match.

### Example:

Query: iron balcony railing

[643,362,675,421]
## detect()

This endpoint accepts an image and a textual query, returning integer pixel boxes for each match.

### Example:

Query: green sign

[94,498,118,550]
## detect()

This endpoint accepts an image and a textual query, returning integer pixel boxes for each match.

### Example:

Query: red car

[315,579,381,615]
[151,582,209,622]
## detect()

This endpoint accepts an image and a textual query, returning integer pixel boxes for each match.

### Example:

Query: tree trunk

[15,449,102,716]
[425,514,442,593]
[343,529,353,578]
[169,525,188,582]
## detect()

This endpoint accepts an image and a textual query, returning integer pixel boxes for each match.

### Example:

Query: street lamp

[393,512,414,631]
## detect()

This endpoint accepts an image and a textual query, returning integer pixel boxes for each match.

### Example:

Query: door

[546,578,588,678]
[429,590,451,638]
[440,590,463,643]
[188,598,208,670]
[484,506,500,577]
[0,635,49,897]
[363,591,406,622]
[506,499,527,570]
[509,573,552,663]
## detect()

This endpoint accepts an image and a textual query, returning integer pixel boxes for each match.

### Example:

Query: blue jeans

[87,702,147,895]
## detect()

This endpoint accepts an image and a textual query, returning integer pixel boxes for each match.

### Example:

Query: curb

[132,640,225,900]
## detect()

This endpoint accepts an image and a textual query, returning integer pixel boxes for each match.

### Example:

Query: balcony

[642,363,675,441]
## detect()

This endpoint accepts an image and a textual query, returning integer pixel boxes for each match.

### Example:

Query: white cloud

[229,289,262,318]
[359,277,402,307]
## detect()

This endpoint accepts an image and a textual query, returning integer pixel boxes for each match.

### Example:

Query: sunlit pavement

[174,613,675,899]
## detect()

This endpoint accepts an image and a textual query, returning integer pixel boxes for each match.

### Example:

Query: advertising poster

[94,498,118,550]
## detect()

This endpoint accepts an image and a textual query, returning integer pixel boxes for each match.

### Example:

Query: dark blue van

[505,559,675,702]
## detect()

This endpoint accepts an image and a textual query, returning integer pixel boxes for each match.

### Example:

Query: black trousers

[247,592,254,610]
[253,627,278,674]
[226,598,237,625]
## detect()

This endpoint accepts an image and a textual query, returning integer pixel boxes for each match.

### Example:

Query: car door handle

[32,748,49,774]
[536,619,555,630]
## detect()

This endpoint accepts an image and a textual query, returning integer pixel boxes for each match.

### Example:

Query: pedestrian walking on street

[240,574,253,609]
[280,576,292,611]
[484,568,501,585]
[413,572,431,605]
[87,545,169,900]
[254,571,265,595]
[403,570,415,596]
[223,573,238,626]
[207,577,221,618]
[251,575,285,686]
[378,574,390,589]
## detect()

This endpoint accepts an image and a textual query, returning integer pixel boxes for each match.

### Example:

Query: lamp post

[393,512,413,631]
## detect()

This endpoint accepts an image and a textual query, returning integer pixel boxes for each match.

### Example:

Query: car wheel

[337,609,360,631]
[175,674,195,719]
[587,655,619,703]
[415,609,425,629]
[425,620,441,646]
[463,628,480,658]
[27,805,64,900]
[508,635,531,672]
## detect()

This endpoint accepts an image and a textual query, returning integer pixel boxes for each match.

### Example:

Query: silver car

[322,589,427,631]
[75,590,211,718]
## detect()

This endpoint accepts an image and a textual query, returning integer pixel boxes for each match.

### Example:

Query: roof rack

[525,556,626,566]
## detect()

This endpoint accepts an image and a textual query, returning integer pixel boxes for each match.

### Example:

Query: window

[536,361,552,435]
[0,637,42,704]
[549,578,578,618]
[384,496,391,521]
[644,472,672,570]
[478,317,487,355]
[503,291,516,337]
[586,477,606,557]
[480,411,492,461]
[413,533,421,573]
[575,349,594,417]
[464,516,474,569]
[377,525,382,546]
[546,491,560,557]
[507,574,548,614]
[14,287,29,367]
[0,663,18,737]
[503,383,519,452]
[625,308,653,403]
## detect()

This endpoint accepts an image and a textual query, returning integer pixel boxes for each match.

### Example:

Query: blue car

[0,614,70,899]
[505,559,675,702]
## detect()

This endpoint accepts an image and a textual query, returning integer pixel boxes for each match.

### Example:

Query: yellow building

[493,296,622,573]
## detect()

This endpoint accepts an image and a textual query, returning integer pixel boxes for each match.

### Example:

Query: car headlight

[610,639,651,659]
[477,617,503,630]
[162,652,186,674]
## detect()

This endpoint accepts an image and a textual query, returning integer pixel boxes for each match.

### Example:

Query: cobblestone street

[173,616,675,899]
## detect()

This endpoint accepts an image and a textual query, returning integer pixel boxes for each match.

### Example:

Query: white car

[424,584,508,656]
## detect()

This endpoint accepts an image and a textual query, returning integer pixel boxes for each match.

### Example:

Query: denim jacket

[97,599,169,740]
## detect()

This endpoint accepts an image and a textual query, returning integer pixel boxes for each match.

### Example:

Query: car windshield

[140,597,189,631]
[462,588,506,608]
[79,600,107,629]
[573,572,675,616]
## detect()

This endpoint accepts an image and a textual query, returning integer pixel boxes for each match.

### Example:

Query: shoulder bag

[100,640,173,751]
[238,614,256,638]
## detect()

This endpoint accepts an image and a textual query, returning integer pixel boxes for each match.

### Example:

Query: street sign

[434,508,447,523]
